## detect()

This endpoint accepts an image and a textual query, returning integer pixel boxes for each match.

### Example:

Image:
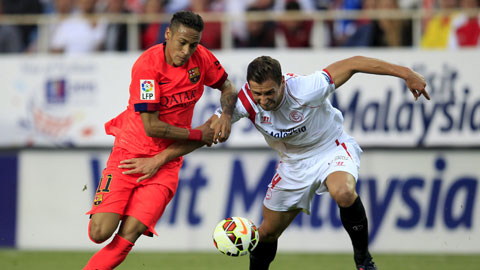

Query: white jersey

[219,70,345,161]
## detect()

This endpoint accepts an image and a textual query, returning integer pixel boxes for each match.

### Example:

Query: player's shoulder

[194,44,211,56]
[285,70,332,86]
[193,44,219,62]
[132,44,165,69]
[284,70,333,99]
[284,72,308,89]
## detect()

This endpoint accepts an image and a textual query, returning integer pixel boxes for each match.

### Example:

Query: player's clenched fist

[196,118,216,146]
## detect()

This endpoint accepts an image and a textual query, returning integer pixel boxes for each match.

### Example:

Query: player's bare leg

[326,171,377,270]
[117,215,148,243]
[84,215,147,270]
[250,206,302,270]
[89,212,121,243]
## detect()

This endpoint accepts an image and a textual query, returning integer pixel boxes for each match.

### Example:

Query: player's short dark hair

[247,56,282,86]
[170,10,204,33]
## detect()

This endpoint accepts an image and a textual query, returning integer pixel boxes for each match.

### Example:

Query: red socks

[83,234,134,270]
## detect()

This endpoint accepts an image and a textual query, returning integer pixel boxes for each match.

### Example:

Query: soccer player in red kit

[83,11,237,270]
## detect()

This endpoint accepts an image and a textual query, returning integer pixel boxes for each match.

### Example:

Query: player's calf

[249,240,278,270]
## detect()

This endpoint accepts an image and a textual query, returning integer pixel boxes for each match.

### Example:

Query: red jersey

[105,43,228,155]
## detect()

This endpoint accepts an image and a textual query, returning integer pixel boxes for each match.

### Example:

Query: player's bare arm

[140,111,215,144]
[325,56,430,100]
[120,115,218,182]
[214,78,237,143]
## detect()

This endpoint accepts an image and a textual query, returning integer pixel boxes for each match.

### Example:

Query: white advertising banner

[1,49,479,148]
[16,150,480,253]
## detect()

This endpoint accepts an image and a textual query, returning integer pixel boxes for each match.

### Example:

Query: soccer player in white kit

[118,55,430,270]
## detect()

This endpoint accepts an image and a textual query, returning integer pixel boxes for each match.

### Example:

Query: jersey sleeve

[286,69,336,107]
[215,83,254,123]
[200,46,228,89]
[129,55,161,112]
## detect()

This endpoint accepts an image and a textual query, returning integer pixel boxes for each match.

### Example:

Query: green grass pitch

[1,250,479,270]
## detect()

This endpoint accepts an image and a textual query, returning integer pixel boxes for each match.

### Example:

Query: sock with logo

[339,196,371,265]
[83,234,134,270]
[249,240,278,270]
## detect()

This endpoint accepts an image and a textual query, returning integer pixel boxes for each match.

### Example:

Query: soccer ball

[212,216,259,257]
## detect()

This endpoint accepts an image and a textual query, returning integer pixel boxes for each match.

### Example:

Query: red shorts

[86,147,183,236]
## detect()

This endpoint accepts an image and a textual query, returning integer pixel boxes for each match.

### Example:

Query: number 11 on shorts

[96,174,113,193]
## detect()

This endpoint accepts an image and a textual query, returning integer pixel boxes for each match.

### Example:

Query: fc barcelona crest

[93,194,103,206]
[188,67,201,84]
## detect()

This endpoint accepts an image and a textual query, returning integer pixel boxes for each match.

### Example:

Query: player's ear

[165,27,171,41]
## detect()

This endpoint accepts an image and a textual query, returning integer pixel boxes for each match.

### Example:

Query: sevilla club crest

[188,67,201,84]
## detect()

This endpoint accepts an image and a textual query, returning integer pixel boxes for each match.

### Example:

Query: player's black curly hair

[170,10,204,33]
[247,56,283,86]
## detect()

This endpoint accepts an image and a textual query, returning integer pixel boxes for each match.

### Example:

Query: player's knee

[89,223,114,244]
[259,228,281,243]
[332,187,357,208]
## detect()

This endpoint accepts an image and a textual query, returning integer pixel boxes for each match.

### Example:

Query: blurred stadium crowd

[0,0,479,54]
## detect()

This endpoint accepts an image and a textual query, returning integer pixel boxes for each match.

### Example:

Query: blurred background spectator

[344,0,412,47]
[124,0,145,13]
[53,0,74,15]
[140,0,167,50]
[235,0,276,48]
[101,0,129,51]
[50,0,107,54]
[164,0,189,13]
[274,0,316,11]
[0,0,479,52]
[328,0,363,47]
[43,0,74,15]
[0,0,23,53]
[448,0,480,48]
[277,0,314,48]
[46,0,74,50]
[421,0,459,49]
[1,0,44,52]
[188,0,223,50]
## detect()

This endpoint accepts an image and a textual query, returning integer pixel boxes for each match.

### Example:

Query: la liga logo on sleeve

[140,79,155,100]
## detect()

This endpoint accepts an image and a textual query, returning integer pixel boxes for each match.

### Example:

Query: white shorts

[263,132,362,215]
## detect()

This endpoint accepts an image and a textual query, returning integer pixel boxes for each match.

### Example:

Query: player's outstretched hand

[406,69,430,101]
[211,113,231,143]
[119,157,163,183]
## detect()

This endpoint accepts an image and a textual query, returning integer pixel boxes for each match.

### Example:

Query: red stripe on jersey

[322,69,334,85]
[271,174,282,188]
[336,140,352,159]
[244,83,257,104]
[341,143,352,159]
[238,89,256,123]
